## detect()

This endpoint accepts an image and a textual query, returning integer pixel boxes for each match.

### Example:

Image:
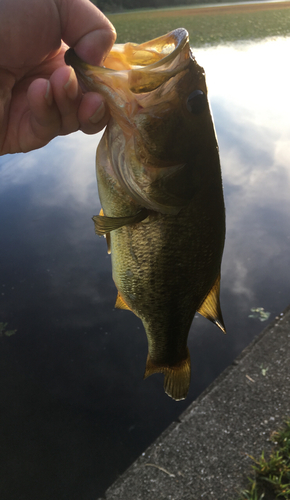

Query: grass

[238,420,290,500]
[107,5,290,45]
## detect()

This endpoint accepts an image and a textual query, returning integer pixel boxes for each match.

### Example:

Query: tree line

[92,0,229,13]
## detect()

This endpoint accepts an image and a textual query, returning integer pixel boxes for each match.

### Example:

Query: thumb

[58,0,116,65]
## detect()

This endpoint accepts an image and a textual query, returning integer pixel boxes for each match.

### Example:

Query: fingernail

[64,68,78,100]
[89,101,106,124]
[44,81,53,106]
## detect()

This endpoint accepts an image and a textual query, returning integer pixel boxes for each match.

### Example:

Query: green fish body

[65,29,226,400]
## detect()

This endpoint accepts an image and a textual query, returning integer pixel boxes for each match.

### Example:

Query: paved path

[98,305,290,499]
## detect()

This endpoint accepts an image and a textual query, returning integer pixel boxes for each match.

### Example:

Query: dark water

[0,38,289,499]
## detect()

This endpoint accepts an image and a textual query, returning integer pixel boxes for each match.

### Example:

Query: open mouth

[65,28,190,94]
[103,28,189,71]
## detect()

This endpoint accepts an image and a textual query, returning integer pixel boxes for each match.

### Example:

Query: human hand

[0,0,116,155]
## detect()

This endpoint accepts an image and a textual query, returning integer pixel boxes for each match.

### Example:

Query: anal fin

[197,273,226,334]
[92,208,148,236]
[144,348,191,401]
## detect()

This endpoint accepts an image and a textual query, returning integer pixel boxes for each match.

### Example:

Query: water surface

[0,37,290,499]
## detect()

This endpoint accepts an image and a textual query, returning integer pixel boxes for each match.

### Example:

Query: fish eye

[186,90,207,114]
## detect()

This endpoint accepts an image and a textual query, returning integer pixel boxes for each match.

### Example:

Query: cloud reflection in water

[0,36,290,499]
[194,37,290,324]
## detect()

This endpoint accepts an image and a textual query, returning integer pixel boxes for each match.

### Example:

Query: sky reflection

[0,36,290,499]
[194,37,290,323]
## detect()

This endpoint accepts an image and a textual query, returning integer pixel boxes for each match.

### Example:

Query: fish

[65,28,226,401]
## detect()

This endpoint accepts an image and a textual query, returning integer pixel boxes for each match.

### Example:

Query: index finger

[57,0,116,65]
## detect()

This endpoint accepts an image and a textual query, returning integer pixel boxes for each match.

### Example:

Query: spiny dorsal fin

[115,292,132,311]
[197,273,226,334]
[92,208,149,236]
[144,348,191,401]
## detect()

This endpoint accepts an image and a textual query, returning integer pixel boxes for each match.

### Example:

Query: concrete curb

[98,304,290,499]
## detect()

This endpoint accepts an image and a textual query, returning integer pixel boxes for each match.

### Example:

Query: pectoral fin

[197,274,226,334]
[115,292,132,311]
[105,233,111,255]
[144,348,191,401]
[93,209,111,253]
[92,208,149,236]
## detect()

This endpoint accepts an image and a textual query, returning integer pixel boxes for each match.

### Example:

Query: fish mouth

[65,29,196,214]
[65,28,191,114]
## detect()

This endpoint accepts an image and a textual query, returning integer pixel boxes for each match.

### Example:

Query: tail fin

[144,348,191,401]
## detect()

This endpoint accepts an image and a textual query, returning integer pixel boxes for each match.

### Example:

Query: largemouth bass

[65,29,226,401]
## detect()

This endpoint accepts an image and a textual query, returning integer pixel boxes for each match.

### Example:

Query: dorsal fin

[144,348,191,401]
[115,292,132,311]
[92,208,149,236]
[197,273,226,334]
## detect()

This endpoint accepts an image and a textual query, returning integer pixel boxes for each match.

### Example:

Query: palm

[0,0,115,155]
